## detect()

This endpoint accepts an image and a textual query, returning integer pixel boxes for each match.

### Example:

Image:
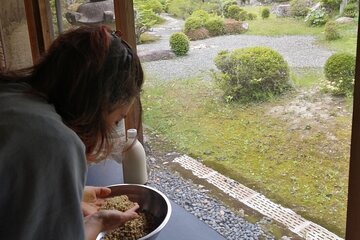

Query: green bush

[191,9,211,20]
[325,21,340,40]
[184,17,204,33]
[321,0,342,12]
[167,0,201,19]
[143,0,163,14]
[261,8,270,19]
[222,0,238,16]
[290,0,310,17]
[225,5,243,20]
[247,12,258,20]
[305,7,328,26]
[343,3,357,18]
[323,53,355,95]
[169,32,190,56]
[204,16,225,36]
[201,1,223,15]
[134,8,158,43]
[214,47,291,102]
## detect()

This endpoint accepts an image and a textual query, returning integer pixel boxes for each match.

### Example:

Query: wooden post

[114,0,143,143]
[24,0,54,63]
[346,15,360,240]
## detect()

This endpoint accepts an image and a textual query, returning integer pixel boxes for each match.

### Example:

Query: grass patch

[317,19,358,54]
[242,6,324,36]
[142,75,351,237]
[140,33,161,44]
[241,6,358,54]
[291,67,325,88]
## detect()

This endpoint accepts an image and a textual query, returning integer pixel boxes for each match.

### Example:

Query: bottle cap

[127,128,137,138]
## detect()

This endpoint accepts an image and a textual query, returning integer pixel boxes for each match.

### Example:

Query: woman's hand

[84,203,139,240]
[82,186,111,216]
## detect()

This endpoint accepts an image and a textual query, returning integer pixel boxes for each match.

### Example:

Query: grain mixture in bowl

[100,195,152,240]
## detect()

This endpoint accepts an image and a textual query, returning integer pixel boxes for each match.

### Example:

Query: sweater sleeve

[0,101,87,240]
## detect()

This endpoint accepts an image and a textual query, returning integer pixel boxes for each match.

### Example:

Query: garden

[51,0,358,237]
[132,0,358,237]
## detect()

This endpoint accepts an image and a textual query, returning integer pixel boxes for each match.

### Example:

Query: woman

[0,25,143,239]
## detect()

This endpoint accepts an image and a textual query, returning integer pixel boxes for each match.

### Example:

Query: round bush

[191,9,210,20]
[247,13,257,20]
[325,21,340,40]
[214,47,291,102]
[169,32,190,56]
[144,0,163,14]
[226,5,243,20]
[290,0,310,17]
[324,53,355,95]
[344,3,357,18]
[204,16,225,36]
[184,17,203,33]
[261,8,270,19]
[222,0,238,16]
[201,2,223,16]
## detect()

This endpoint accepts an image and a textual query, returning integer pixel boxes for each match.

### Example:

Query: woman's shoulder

[0,85,84,150]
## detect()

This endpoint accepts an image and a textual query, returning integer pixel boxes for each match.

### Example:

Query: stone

[275,4,291,17]
[336,17,354,24]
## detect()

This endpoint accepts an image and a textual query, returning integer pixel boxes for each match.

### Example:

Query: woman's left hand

[82,186,111,216]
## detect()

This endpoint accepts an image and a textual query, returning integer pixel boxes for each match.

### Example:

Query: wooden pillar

[346,13,360,240]
[114,0,143,143]
[24,0,54,63]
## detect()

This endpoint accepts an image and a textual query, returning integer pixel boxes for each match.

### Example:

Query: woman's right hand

[84,203,139,240]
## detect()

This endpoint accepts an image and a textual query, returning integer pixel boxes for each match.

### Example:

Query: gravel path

[146,155,276,240]
[138,14,333,81]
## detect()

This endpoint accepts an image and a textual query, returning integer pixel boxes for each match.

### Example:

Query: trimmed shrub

[204,16,225,36]
[321,0,342,12]
[261,8,270,19]
[214,47,291,102]
[325,21,340,40]
[169,32,190,56]
[226,5,243,20]
[290,0,310,17]
[201,2,223,15]
[185,27,210,40]
[238,11,249,21]
[247,12,257,20]
[143,0,163,14]
[224,19,246,34]
[191,9,211,20]
[222,0,238,16]
[158,0,168,12]
[184,17,204,33]
[324,53,355,95]
[305,7,328,26]
[343,3,357,18]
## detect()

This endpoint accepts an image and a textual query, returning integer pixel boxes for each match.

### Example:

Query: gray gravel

[147,157,275,240]
[138,15,333,81]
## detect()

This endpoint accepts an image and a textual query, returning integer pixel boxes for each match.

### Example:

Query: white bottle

[122,129,148,184]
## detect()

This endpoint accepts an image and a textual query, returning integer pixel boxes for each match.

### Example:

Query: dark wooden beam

[114,0,143,143]
[346,13,360,240]
[24,0,53,63]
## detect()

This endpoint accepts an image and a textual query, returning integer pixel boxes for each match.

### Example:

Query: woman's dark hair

[0,25,144,160]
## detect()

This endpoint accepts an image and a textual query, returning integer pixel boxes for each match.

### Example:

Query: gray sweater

[0,82,87,240]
